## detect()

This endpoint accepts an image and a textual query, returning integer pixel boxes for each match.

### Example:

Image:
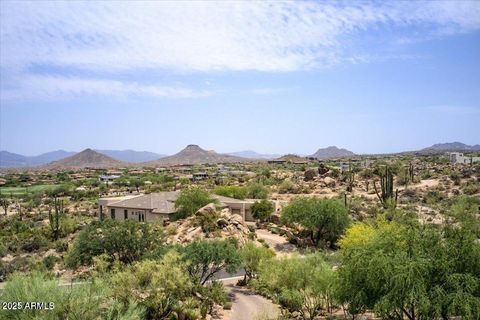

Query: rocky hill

[277,154,309,162]
[145,144,249,166]
[0,150,75,168]
[309,146,355,159]
[43,148,126,169]
[419,142,480,154]
[96,149,166,162]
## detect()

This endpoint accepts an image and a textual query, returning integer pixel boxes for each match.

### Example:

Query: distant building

[268,160,287,165]
[192,172,209,181]
[448,152,480,165]
[99,174,120,184]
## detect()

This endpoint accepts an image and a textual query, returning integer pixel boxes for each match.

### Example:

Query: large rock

[318,164,329,175]
[323,177,336,187]
[195,203,217,216]
[304,168,318,181]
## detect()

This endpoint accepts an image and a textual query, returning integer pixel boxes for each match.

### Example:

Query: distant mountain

[227,150,280,160]
[309,146,355,159]
[44,149,126,169]
[419,142,480,153]
[277,154,309,162]
[0,150,75,168]
[145,144,249,166]
[96,149,166,162]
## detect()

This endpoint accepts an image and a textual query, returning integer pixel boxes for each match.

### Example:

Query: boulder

[216,218,229,228]
[269,213,281,224]
[304,168,318,181]
[323,177,336,187]
[318,164,329,175]
[195,203,217,216]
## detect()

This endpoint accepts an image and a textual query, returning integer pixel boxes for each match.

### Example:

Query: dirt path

[255,229,298,257]
[223,279,280,320]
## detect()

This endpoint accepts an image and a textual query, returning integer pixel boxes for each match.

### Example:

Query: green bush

[66,219,165,268]
[251,199,274,222]
[281,197,350,248]
[214,185,247,199]
[174,187,215,220]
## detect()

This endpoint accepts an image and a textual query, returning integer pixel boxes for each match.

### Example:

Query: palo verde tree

[281,197,350,248]
[240,241,275,283]
[182,239,242,285]
[336,217,480,320]
[174,187,215,220]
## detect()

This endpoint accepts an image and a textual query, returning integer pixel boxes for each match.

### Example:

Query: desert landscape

[1,1,479,320]
[0,142,479,320]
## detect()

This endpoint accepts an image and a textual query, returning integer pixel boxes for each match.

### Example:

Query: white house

[448,152,480,165]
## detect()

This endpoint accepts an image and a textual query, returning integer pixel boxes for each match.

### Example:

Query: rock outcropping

[169,203,251,246]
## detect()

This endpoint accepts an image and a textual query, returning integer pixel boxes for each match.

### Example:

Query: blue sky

[1,1,479,156]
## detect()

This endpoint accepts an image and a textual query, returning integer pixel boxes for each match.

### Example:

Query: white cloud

[1,1,479,73]
[1,75,211,101]
[1,1,479,101]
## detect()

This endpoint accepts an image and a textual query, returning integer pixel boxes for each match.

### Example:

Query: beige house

[98,191,276,223]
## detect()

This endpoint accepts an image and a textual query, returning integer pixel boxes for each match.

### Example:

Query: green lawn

[0,184,61,196]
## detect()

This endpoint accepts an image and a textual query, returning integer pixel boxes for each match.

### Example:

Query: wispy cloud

[0,1,479,101]
[1,1,479,73]
[1,75,211,101]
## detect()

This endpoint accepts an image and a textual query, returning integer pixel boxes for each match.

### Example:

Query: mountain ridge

[309,146,356,159]
[43,149,126,169]
[145,144,250,166]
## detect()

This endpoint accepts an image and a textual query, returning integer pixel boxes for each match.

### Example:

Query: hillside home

[98,191,276,223]
[448,152,480,165]
[99,174,120,184]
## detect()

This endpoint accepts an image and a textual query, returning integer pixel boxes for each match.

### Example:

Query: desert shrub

[253,254,336,320]
[0,272,142,320]
[462,180,480,195]
[251,199,274,222]
[214,185,247,199]
[281,198,350,248]
[246,182,269,199]
[42,255,60,270]
[193,208,220,234]
[448,196,480,237]
[0,243,6,258]
[55,239,69,253]
[449,171,461,185]
[66,219,164,268]
[174,187,215,220]
[420,170,432,180]
[110,252,200,319]
[336,219,480,319]
[423,190,446,205]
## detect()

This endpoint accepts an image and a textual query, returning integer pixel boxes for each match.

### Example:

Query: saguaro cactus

[373,165,398,208]
[49,195,63,240]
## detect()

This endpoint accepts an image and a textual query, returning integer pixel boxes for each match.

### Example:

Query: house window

[110,208,116,219]
[124,209,128,220]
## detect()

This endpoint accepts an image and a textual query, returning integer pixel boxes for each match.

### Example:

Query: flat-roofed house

[98,192,275,223]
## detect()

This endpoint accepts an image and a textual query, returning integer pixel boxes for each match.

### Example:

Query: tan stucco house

[98,191,274,223]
